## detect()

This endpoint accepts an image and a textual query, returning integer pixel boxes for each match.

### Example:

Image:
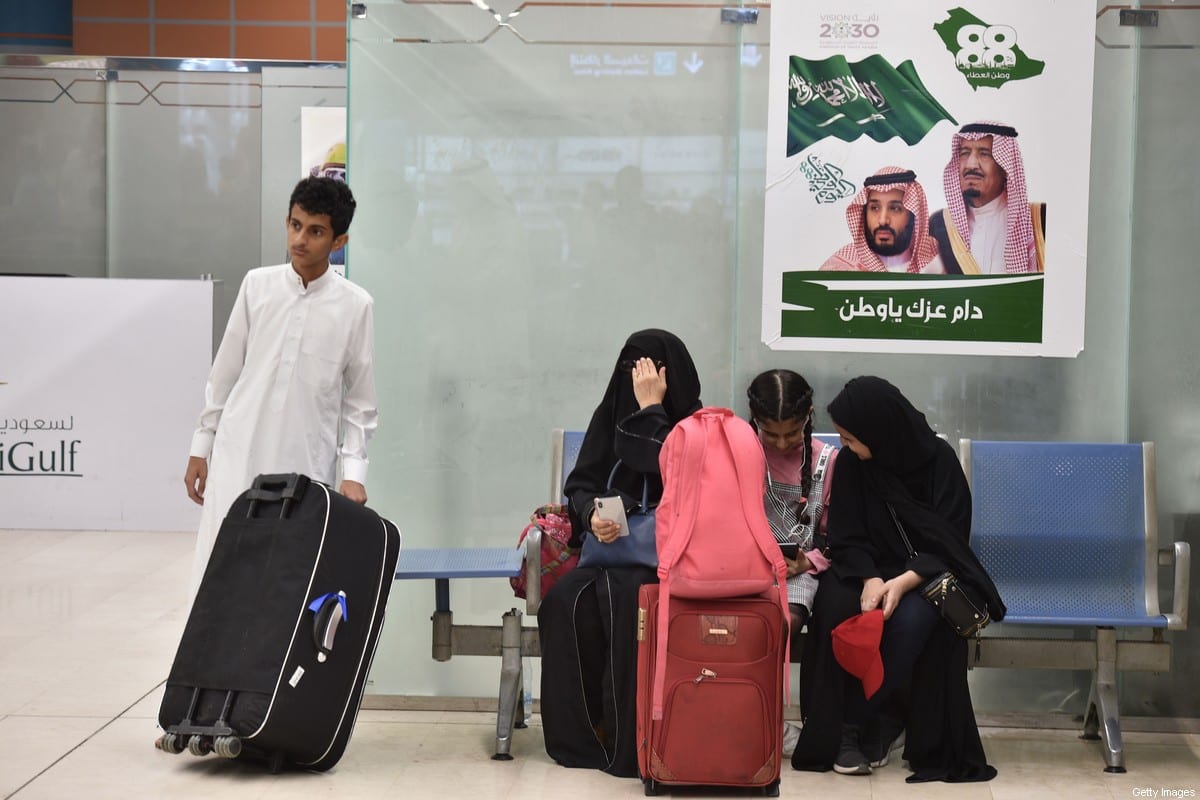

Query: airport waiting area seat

[392,434,1192,772]
[391,429,583,759]
[960,440,1190,772]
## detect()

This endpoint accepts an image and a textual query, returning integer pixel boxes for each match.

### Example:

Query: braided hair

[747,369,815,501]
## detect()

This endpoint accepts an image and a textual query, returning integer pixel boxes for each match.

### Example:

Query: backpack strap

[652,414,708,719]
[813,444,831,483]
[654,419,706,575]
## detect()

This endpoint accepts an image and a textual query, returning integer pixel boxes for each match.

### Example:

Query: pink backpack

[650,407,789,719]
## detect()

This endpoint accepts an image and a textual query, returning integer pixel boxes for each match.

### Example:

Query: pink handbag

[510,504,578,599]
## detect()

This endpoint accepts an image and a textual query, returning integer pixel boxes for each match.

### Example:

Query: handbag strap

[606,460,650,509]
[886,502,918,559]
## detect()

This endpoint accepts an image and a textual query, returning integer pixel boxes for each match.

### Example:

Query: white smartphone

[593,496,630,537]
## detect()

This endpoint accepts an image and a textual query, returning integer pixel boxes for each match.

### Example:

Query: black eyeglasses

[618,358,666,372]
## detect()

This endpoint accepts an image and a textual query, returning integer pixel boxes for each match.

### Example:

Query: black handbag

[887,504,990,638]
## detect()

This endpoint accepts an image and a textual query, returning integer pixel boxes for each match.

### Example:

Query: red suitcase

[636,584,784,796]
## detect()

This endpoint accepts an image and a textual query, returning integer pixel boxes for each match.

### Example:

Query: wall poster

[762,0,1096,356]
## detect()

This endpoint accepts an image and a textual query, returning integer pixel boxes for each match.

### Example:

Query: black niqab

[564,329,701,519]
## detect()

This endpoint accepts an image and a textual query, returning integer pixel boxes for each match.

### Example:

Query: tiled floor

[2,528,1198,799]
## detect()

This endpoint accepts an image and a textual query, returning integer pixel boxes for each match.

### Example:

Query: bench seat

[961,439,1190,773]
[395,547,523,581]
[388,431,585,759]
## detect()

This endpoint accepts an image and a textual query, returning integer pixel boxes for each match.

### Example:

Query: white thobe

[187,263,378,594]
[966,194,1008,275]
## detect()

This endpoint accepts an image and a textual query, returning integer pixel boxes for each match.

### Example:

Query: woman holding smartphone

[746,368,839,756]
[537,329,701,779]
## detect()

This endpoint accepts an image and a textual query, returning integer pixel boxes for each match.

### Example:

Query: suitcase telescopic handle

[245,473,311,519]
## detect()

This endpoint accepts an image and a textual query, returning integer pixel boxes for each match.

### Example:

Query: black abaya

[792,376,1004,782]
[538,564,656,776]
[538,329,701,778]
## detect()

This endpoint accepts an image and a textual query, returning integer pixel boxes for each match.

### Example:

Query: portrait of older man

[929,122,1047,274]
[821,166,944,274]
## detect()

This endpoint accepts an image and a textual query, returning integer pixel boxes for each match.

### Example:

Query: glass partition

[104,65,263,348]
[348,0,745,696]
[0,59,107,277]
[351,0,1199,719]
[1123,3,1200,718]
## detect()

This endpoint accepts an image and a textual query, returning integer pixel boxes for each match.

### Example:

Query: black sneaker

[865,714,905,768]
[833,723,871,775]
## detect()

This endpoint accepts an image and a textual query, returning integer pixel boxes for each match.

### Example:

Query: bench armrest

[1158,541,1191,630]
[523,524,544,615]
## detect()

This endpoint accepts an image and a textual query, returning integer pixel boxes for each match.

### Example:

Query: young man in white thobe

[183,176,378,595]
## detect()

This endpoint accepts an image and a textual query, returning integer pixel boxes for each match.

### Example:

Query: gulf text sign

[0,277,211,530]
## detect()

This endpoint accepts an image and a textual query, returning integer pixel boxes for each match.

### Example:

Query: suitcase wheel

[187,735,213,757]
[213,735,242,759]
[157,733,185,755]
[643,778,659,796]
[763,779,780,797]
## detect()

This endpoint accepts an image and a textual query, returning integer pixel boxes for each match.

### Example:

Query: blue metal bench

[392,429,584,759]
[960,440,1190,773]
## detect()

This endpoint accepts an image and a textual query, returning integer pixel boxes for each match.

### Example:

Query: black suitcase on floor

[157,474,401,771]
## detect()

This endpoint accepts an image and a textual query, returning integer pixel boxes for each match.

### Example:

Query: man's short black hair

[289,176,357,237]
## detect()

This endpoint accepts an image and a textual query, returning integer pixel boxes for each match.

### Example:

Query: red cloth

[831,609,885,700]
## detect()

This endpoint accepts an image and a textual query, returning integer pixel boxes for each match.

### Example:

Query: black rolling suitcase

[157,474,401,771]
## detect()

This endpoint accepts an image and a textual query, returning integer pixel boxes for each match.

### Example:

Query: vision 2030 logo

[818,13,881,42]
[934,7,1044,90]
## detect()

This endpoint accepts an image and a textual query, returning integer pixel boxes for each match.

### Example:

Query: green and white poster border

[762,0,1096,356]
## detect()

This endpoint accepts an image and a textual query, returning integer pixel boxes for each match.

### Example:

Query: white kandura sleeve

[338,298,378,484]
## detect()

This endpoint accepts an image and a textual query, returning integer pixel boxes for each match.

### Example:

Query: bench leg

[1081,628,1126,773]
[432,579,454,661]
[492,608,523,761]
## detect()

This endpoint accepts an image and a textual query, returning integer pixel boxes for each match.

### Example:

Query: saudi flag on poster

[787,55,957,156]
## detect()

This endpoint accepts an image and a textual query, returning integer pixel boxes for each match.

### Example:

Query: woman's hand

[631,357,667,409]
[590,509,623,544]
[860,576,886,613]
[877,570,924,620]
[784,552,812,577]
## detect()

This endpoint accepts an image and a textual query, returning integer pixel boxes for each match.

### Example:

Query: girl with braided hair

[747,369,839,628]
[746,369,839,755]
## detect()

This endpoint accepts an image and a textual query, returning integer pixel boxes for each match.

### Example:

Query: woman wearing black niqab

[538,329,701,778]
[792,376,1005,782]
